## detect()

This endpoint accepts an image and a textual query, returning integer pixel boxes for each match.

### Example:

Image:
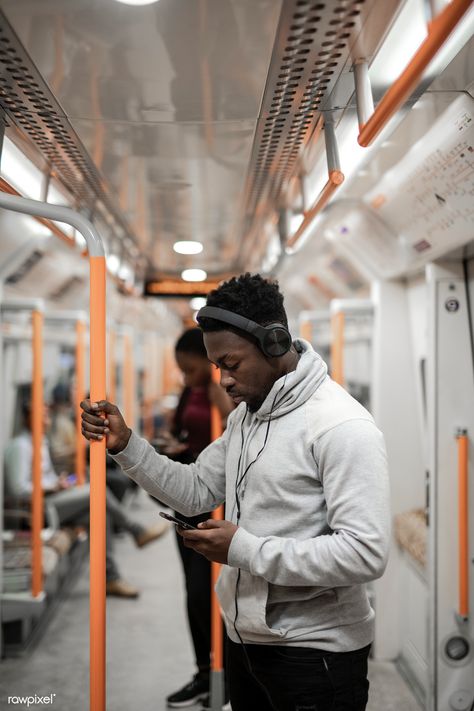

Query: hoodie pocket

[265,585,339,636]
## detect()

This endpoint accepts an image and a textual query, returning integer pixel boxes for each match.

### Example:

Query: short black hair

[52,382,71,406]
[198,273,288,332]
[175,327,208,358]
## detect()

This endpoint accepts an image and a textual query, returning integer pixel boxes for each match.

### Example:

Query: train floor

[1,490,422,711]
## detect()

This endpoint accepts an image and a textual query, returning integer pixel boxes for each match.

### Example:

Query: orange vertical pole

[162,344,173,396]
[331,311,345,386]
[143,337,154,442]
[75,319,87,486]
[210,368,224,676]
[299,320,312,343]
[31,309,44,598]
[89,256,107,711]
[0,190,107,711]
[457,430,469,619]
[108,329,116,403]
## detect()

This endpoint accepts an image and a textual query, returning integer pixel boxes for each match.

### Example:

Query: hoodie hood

[256,339,327,421]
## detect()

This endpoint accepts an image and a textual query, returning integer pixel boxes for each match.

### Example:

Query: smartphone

[159,511,198,530]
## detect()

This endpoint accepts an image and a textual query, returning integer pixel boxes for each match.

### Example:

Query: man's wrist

[108,428,132,455]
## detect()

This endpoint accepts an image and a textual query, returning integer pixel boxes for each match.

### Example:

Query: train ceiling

[0,0,408,283]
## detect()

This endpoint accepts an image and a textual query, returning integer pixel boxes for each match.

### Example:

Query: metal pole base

[209,669,225,711]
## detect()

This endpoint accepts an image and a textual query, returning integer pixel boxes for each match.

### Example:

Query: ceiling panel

[0,0,282,277]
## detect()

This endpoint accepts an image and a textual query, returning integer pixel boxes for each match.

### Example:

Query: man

[5,401,168,598]
[81,273,390,711]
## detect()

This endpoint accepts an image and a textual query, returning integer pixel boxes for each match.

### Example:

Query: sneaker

[166,672,209,708]
[105,579,140,599]
[134,520,169,548]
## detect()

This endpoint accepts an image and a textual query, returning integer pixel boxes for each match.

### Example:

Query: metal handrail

[358,0,473,146]
[0,192,106,711]
[286,170,345,250]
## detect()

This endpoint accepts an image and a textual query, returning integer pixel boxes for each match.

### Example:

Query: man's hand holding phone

[176,518,239,565]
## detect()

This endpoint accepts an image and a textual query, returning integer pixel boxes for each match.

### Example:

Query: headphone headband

[197,305,291,358]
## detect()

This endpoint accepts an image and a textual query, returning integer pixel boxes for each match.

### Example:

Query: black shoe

[200,693,231,710]
[166,673,209,708]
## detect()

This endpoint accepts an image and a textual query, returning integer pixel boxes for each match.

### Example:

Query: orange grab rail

[358,0,473,147]
[210,367,224,673]
[330,311,345,386]
[457,431,469,619]
[89,256,107,711]
[299,320,313,342]
[286,170,344,250]
[75,319,87,486]
[31,309,44,598]
[0,193,107,711]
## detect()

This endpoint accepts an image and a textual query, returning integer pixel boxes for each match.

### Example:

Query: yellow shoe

[134,520,169,548]
[106,579,140,599]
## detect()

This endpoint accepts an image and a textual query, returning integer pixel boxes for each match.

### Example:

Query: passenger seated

[50,381,135,507]
[4,400,168,598]
[49,381,76,474]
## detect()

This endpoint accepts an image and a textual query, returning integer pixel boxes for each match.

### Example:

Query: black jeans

[175,511,212,672]
[227,639,370,711]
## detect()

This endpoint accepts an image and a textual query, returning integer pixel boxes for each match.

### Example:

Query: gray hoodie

[112,340,390,651]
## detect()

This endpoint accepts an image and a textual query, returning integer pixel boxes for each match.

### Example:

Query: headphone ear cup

[261,326,292,357]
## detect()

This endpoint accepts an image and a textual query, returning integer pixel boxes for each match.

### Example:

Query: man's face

[203,330,278,412]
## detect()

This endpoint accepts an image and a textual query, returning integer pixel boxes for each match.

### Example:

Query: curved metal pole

[0,193,106,711]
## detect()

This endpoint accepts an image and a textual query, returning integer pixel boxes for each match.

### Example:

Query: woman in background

[162,328,233,709]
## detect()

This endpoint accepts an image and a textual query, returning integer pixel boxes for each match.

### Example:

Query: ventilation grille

[0,11,139,254]
[241,0,369,252]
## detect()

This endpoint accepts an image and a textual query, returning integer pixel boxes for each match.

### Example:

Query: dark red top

[174,387,211,460]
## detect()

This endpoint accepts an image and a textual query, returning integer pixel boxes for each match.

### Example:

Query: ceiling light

[181,269,207,282]
[289,214,305,234]
[190,297,207,310]
[118,263,135,285]
[114,0,160,5]
[1,137,43,200]
[173,241,203,255]
[107,254,120,275]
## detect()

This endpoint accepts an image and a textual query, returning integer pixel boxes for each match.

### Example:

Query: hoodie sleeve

[110,427,228,516]
[227,419,391,586]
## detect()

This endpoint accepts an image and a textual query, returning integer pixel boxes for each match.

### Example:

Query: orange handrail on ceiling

[286,170,344,250]
[358,0,473,147]
[31,309,44,598]
[75,319,87,486]
[456,429,469,620]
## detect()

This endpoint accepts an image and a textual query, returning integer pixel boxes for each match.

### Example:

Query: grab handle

[456,429,469,620]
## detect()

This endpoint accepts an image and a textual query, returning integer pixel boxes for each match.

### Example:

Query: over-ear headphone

[197,305,292,358]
